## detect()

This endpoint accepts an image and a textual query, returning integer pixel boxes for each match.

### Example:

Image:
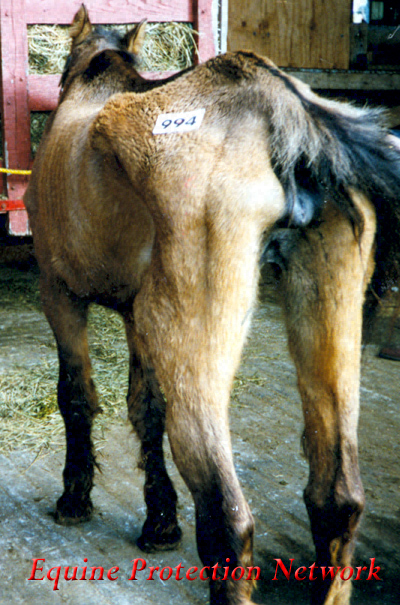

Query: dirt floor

[0,242,399,605]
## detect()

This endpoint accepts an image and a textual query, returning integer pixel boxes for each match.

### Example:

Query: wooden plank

[228,0,352,70]
[193,0,215,63]
[7,210,30,236]
[25,0,193,24]
[28,72,182,112]
[28,75,60,112]
[0,0,30,200]
[0,40,4,195]
[285,69,400,90]
[27,69,400,114]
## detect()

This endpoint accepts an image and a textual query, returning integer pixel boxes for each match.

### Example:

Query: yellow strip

[0,168,32,175]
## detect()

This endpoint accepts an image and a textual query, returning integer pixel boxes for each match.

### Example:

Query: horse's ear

[69,4,92,45]
[123,20,147,57]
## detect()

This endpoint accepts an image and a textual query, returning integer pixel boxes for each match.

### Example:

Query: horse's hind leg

[124,317,181,551]
[131,303,256,604]
[164,389,255,605]
[130,289,258,603]
[40,275,100,524]
[278,198,376,604]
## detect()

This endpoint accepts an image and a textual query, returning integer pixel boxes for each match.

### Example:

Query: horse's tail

[252,53,400,316]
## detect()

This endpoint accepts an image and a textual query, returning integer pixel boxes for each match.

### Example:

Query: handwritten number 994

[162,117,196,130]
[153,109,205,135]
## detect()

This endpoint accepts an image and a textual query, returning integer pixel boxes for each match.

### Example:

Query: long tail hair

[251,53,400,322]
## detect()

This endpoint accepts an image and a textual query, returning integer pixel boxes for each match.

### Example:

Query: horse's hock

[0,0,217,235]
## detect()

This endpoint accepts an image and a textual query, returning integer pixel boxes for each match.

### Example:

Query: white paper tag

[153,109,205,135]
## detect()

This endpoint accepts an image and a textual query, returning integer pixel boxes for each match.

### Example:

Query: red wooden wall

[0,0,215,235]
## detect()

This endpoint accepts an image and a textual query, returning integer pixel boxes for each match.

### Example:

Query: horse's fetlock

[137,517,182,553]
[55,492,93,525]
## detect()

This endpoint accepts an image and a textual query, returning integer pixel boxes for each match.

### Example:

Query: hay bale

[27,22,197,75]
[28,25,71,75]
[30,112,50,156]
[138,21,197,72]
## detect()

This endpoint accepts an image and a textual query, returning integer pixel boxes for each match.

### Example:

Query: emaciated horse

[24,5,400,605]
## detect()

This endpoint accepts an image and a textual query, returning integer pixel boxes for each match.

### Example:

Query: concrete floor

[0,256,399,604]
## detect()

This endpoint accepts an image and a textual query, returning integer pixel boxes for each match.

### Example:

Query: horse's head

[60,4,147,94]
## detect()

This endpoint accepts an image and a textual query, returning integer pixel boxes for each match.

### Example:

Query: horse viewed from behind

[24,5,400,605]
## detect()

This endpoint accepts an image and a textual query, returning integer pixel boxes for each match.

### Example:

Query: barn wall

[228,0,352,69]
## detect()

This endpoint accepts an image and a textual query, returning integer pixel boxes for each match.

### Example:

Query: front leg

[40,276,101,524]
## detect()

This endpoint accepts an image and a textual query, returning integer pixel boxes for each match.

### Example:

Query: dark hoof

[136,525,182,552]
[54,493,93,525]
[378,346,400,361]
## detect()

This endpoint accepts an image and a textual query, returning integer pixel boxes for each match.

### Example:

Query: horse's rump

[88,50,400,309]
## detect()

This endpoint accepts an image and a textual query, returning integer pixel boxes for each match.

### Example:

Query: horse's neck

[61,71,136,105]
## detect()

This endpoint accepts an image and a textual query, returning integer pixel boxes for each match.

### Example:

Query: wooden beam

[28,72,181,112]
[28,74,60,111]
[0,0,30,199]
[25,0,193,25]
[284,69,400,91]
[228,0,352,70]
[193,0,215,63]
[7,210,30,236]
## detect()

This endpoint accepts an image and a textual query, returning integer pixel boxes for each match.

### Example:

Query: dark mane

[60,25,128,89]
[60,27,194,100]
